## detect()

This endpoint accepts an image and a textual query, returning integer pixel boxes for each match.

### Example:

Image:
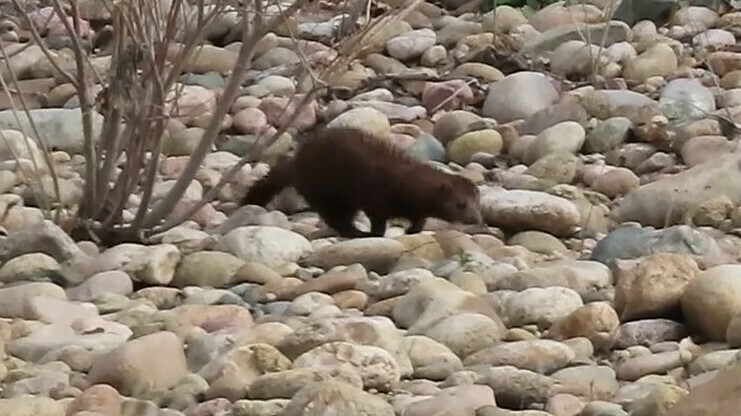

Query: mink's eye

[456,201,466,209]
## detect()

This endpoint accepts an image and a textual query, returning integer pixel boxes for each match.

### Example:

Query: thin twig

[149,0,430,236]
[141,0,310,230]
[10,0,77,85]
[151,88,323,234]
[0,38,61,217]
[50,0,98,214]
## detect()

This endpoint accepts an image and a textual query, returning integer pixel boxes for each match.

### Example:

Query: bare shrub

[0,0,423,246]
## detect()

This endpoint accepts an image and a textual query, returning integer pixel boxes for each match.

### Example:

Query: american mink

[242,126,483,238]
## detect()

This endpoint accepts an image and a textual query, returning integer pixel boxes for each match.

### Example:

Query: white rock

[525,121,586,164]
[604,41,637,63]
[327,107,391,136]
[386,28,437,61]
[682,264,741,341]
[0,108,104,154]
[672,6,719,29]
[66,270,134,302]
[0,282,66,320]
[550,40,608,78]
[113,243,181,285]
[0,129,46,167]
[693,29,736,49]
[659,78,715,121]
[480,186,581,237]
[293,341,401,392]
[482,71,559,123]
[9,317,133,362]
[214,225,312,271]
[504,286,584,327]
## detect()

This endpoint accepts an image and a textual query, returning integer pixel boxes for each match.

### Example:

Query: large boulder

[616,153,741,227]
[666,362,741,415]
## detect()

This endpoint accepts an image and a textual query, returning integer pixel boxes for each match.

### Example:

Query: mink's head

[436,175,482,225]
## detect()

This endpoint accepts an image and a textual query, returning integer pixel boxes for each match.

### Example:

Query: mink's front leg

[406,217,426,234]
[316,206,369,238]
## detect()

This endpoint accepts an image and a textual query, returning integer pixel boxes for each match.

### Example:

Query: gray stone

[0,108,104,154]
[520,21,633,58]
[406,133,447,163]
[482,72,559,123]
[590,225,724,267]
[0,220,84,263]
[616,153,741,227]
[659,79,715,122]
[583,117,633,154]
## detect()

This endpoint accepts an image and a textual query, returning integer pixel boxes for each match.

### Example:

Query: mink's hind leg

[406,217,426,234]
[315,204,369,238]
[367,213,388,237]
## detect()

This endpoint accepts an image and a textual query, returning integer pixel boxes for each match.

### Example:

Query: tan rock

[402,385,496,416]
[692,196,733,227]
[547,302,619,351]
[624,43,678,82]
[88,331,187,398]
[326,107,391,136]
[0,282,66,320]
[0,396,64,416]
[432,110,482,146]
[275,268,364,301]
[447,129,503,165]
[166,304,254,332]
[65,384,122,416]
[681,264,741,341]
[200,343,291,401]
[278,315,412,377]
[281,380,395,416]
[615,253,700,321]
[303,238,406,274]
[293,341,400,392]
[171,251,246,288]
[423,312,505,359]
[666,362,741,416]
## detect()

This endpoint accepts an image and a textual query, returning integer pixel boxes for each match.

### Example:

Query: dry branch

[24,0,433,245]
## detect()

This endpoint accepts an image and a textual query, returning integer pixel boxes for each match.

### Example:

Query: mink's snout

[465,207,483,225]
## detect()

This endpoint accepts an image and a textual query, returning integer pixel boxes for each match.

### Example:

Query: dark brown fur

[242,127,483,238]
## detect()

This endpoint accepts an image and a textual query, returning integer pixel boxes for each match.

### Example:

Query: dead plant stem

[141,0,309,230]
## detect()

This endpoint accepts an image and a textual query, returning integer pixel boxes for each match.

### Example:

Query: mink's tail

[241,155,295,207]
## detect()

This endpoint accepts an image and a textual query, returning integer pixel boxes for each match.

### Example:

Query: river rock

[591,225,724,268]
[88,331,187,398]
[613,253,700,321]
[282,380,394,416]
[482,72,560,123]
[681,264,741,341]
[214,225,312,272]
[302,237,406,274]
[0,108,104,154]
[659,78,715,122]
[617,153,741,226]
[480,186,581,237]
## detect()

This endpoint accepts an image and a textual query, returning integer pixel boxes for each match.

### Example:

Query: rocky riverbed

[0,0,741,415]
